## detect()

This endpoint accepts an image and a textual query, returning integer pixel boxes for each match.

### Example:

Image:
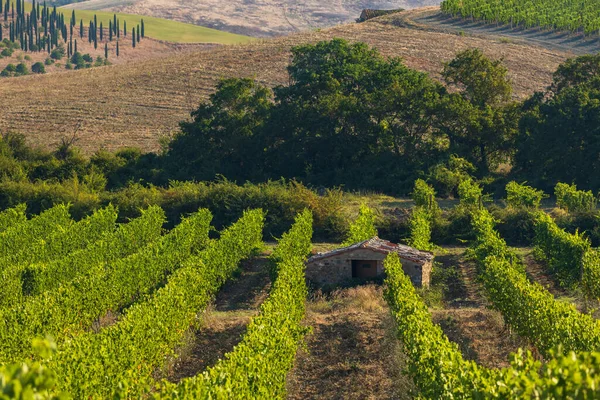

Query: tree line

[160,38,600,194]
[0,0,144,60]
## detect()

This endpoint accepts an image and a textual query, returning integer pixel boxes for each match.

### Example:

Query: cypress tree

[113,14,116,33]
[116,19,119,38]
[79,19,83,38]
[104,42,107,59]
[116,40,119,56]
[71,9,75,27]
[100,22,103,41]
[74,38,77,53]
[123,20,126,36]
[109,21,113,41]
[131,28,135,47]
[0,0,2,15]
[0,26,2,41]
[141,18,144,38]
[136,24,139,43]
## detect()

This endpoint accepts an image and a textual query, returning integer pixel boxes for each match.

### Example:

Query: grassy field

[23,2,253,44]
[0,8,571,153]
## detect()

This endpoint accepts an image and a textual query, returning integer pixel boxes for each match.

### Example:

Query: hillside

[0,8,576,153]
[62,0,443,37]
[54,6,254,44]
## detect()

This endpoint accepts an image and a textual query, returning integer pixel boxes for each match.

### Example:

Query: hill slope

[0,9,575,154]
[63,0,443,37]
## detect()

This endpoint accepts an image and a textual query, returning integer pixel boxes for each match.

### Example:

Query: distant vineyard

[441,0,600,35]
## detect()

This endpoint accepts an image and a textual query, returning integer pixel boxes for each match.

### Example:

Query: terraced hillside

[0,9,574,153]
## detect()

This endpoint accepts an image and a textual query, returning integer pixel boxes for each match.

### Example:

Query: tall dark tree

[104,42,108,59]
[136,24,140,43]
[116,40,119,56]
[141,19,144,38]
[79,19,83,38]
[132,27,135,47]
[516,54,600,190]
[436,49,518,174]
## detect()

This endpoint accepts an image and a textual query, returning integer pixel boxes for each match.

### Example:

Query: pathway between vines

[167,254,272,382]
[287,285,413,400]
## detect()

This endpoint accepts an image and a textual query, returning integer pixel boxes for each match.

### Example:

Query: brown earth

[166,256,271,382]
[0,10,574,154]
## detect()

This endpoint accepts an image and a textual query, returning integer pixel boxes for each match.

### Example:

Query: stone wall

[306,248,431,287]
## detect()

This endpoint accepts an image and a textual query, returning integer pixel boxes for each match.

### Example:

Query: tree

[123,20,126,36]
[132,28,135,47]
[104,42,108,59]
[79,19,83,38]
[516,55,600,190]
[136,24,140,43]
[116,40,119,56]
[167,78,273,182]
[140,19,144,38]
[31,61,45,74]
[437,49,518,174]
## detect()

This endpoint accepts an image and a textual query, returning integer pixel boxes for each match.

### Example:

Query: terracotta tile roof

[307,237,434,265]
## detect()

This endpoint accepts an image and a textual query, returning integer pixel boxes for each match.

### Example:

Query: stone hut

[306,237,434,287]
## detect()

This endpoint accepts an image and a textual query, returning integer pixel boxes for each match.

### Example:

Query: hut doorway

[352,260,378,279]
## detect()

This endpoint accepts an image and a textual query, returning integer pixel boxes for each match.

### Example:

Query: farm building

[356,9,403,23]
[306,237,434,287]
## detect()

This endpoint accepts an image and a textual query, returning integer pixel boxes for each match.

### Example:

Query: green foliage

[407,207,434,251]
[428,155,476,197]
[0,204,26,233]
[0,208,211,364]
[439,49,518,173]
[555,182,597,213]
[582,249,600,301]
[50,45,65,60]
[533,211,590,287]
[441,0,600,34]
[385,251,600,397]
[0,204,72,265]
[0,339,68,400]
[470,208,600,356]
[50,209,265,398]
[31,62,46,74]
[343,204,378,246]
[481,255,600,356]
[458,178,483,209]
[505,181,546,209]
[515,55,600,190]
[411,179,439,215]
[158,210,310,399]
[3,205,164,307]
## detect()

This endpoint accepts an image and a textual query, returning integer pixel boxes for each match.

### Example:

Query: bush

[1,48,13,57]
[506,181,547,209]
[411,179,440,217]
[50,45,65,60]
[82,53,93,63]
[15,63,29,76]
[44,58,54,65]
[31,62,46,74]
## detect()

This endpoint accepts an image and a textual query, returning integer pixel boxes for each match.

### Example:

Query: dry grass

[0,9,572,154]
[287,284,414,400]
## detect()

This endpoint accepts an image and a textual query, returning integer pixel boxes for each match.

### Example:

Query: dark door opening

[351,260,378,279]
